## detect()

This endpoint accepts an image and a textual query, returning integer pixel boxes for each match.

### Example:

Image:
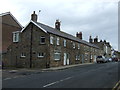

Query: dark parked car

[112,58,119,62]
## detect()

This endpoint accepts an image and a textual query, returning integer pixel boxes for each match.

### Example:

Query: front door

[64,53,67,65]
[94,55,97,63]
[66,53,69,65]
[64,53,69,65]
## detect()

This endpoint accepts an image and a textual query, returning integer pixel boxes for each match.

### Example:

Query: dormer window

[13,32,19,42]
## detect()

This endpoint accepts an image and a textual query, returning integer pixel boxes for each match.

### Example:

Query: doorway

[64,53,69,65]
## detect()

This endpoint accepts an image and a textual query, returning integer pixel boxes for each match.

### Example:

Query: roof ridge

[0,12,10,16]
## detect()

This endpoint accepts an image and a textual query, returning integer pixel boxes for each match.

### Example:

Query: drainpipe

[30,24,33,68]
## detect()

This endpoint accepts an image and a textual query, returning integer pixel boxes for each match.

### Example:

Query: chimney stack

[94,36,98,43]
[100,40,102,42]
[55,19,61,30]
[104,40,106,43]
[76,32,82,39]
[31,11,37,22]
[89,35,93,43]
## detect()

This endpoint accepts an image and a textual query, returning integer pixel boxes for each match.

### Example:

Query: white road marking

[13,76,20,79]
[3,75,26,80]
[43,76,73,88]
[4,78,11,80]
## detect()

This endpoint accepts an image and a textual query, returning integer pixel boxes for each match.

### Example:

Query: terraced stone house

[89,36,112,58]
[5,11,101,68]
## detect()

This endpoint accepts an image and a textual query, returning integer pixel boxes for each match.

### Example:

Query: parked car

[105,58,112,62]
[96,56,107,63]
[108,58,112,62]
[118,58,120,62]
[112,57,119,62]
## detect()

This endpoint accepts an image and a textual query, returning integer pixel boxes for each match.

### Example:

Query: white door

[64,53,67,65]
[67,59,69,65]
[94,55,96,63]
[67,54,69,65]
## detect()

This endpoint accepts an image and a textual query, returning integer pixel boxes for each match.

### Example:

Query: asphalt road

[2,62,120,88]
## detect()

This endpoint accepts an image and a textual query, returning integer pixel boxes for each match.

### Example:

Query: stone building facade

[5,11,101,68]
[89,36,112,58]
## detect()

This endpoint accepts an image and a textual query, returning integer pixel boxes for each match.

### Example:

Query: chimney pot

[94,36,98,43]
[55,19,61,30]
[33,11,35,14]
[89,35,93,43]
[76,32,82,39]
[31,11,38,22]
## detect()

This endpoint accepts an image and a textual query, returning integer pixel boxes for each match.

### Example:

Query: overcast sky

[1,0,119,51]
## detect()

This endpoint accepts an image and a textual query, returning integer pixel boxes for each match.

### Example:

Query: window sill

[21,56,26,58]
[54,59,60,61]
[13,42,19,43]
[40,43,45,45]
[38,56,44,58]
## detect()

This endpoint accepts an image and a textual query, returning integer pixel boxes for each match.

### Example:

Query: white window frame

[50,36,54,44]
[21,53,26,57]
[57,37,60,45]
[13,32,19,42]
[78,44,80,49]
[73,42,75,49]
[76,55,80,60]
[76,55,78,60]
[64,39,66,47]
[40,36,45,44]
[38,52,44,58]
[54,52,60,60]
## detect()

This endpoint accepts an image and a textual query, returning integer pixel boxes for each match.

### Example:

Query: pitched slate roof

[22,20,99,49]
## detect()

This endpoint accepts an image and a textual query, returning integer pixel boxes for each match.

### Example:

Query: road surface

[2,62,120,88]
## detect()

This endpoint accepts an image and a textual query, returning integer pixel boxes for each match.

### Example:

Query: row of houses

[0,11,115,68]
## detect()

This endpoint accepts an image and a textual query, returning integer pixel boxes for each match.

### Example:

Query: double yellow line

[112,80,120,90]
